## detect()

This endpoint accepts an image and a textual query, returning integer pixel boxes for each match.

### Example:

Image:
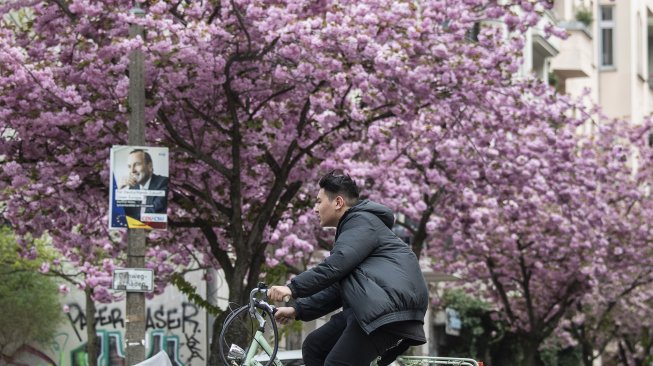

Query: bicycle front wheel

[219,304,280,366]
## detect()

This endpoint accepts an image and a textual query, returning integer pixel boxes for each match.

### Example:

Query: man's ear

[335,196,345,209]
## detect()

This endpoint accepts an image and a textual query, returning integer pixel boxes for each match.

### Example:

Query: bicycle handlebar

[249,283,290,314]
[249,284,284,320]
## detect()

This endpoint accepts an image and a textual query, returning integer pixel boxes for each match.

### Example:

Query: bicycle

[219,283,282,366]
[218,283,482,366]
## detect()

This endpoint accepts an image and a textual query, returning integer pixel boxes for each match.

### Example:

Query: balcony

[526,10,560,81]
[532,11,561,58]
[550,21,594,79]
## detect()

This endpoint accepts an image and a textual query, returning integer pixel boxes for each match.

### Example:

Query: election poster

[109,146,169,230]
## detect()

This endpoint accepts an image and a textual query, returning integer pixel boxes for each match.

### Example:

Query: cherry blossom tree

[424,105,653,366]
[304,80,653,366]
[1,0,559,363]
[561,119,653,366]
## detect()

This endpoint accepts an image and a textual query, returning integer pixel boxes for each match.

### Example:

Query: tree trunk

[519,337,544,366]
[491,333,545,366]
[581,339,595,366]
[490,332,520,366]
[85,289,98,366]
[618,341,631,366]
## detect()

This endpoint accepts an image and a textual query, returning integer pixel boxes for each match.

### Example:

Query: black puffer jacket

[288,200,429,334]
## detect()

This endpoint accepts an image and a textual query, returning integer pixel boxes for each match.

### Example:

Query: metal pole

[126,5,146,365]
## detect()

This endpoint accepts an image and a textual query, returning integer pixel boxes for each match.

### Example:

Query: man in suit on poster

[118,149,169,221]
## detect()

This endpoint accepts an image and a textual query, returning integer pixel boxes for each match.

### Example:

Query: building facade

[528,0,653,123]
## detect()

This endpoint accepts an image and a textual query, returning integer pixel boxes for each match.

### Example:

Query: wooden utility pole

[126,4,146,365]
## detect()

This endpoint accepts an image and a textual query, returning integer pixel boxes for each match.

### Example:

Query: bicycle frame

[242,330,284,366]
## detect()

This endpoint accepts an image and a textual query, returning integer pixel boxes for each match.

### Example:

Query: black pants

[302,309,402,366]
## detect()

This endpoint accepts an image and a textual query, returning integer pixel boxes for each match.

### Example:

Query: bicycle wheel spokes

[220,306,254,365]
[219,305,280,366]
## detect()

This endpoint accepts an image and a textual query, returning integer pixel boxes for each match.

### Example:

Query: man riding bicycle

[268,171,429,366]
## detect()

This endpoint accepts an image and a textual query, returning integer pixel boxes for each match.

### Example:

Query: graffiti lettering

[184,331,204,363]
[182,302,199,334]
[145,302,199,333]
[67,303,125,333]
[148,305,166,329]
[68,302,199,333]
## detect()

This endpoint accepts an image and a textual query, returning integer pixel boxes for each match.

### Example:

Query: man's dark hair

[319,170,360,206]
[130,149,153,165]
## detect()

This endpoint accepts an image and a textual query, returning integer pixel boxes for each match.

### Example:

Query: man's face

[314,188,342,228]
[127,152,153,186]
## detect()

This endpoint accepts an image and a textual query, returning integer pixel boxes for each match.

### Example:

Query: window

[599,5,615,68]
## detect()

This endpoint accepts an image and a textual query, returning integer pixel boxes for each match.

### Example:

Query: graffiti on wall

[66,302,201,336]
[69,330,124,366]
[52,301,205,366]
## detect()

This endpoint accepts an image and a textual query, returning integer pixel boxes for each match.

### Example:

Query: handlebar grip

[265,289,291,303]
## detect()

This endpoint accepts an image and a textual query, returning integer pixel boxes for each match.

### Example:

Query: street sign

[112,268,154,292]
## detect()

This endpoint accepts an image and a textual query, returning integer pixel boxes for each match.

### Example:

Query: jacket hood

[348,200,395,229]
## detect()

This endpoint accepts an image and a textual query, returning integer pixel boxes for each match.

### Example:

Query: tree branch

[229,0,252,50]
[158,108,233,179]
[487,257,517,324]
[249,85,295,119]
[179,182,233,217]
[296,81,326,135]
[49,0,75,20]
[267,181,303,234]
[263,149,281,176]
[199,224,233,283]
[168,0,188,26]
[183,98,230,134]
[207,0,222,24]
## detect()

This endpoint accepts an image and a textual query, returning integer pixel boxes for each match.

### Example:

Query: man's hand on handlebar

[274,307,296,325]
[268,285,292,302]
